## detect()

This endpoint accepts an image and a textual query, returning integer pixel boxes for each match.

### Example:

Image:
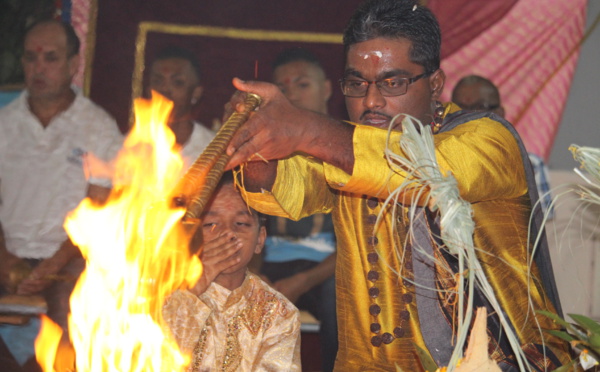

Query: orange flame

[35,315,63,371]
[35,315,76,371]
[36,92,202,371]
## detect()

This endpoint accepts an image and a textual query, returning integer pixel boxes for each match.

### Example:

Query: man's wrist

[302,117,355,174]
[294,271,313,293]
[240,161,277,192]
[296,112,334,155]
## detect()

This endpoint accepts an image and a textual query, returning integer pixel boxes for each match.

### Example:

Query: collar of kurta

[199,270,255,310]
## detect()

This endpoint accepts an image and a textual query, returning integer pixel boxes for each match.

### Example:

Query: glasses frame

[339,71,432,98]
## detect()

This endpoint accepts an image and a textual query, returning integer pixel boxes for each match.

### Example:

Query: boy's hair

[215,171,266,227]
[154,45,202,81]
[343,0,441,74]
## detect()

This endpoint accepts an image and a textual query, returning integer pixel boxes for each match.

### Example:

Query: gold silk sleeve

[240,154,335,221]
[323,119,528,204]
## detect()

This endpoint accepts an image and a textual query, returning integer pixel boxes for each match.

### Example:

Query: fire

[35,315,76,371]
[35,92,202,371]
[35,315,63,371]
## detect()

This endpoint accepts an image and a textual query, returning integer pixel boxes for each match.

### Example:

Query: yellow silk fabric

[240,103,569,371]
[162,272,301,371]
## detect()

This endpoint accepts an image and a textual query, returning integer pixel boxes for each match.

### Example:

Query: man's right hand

[224,78,356,175]
[225,78,320,169]
[189,232,243,296]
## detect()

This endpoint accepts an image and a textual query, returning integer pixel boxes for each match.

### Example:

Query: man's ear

[323,79,332,102]
[429,69,445,101]
[68,54,80,78]
[193,85,204,103]
[255,225,266,254]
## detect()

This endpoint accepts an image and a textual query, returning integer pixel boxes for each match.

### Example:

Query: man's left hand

[16,257,61,295]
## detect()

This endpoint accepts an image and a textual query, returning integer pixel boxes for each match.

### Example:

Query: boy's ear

[254,226,266,254]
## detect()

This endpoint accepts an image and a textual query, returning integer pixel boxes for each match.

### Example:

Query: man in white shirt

[0,18,123,365]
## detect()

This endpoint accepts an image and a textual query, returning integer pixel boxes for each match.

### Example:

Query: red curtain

[428,0,519,58]
[439,0,586,159]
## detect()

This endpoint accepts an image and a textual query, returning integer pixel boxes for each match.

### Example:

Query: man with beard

[223,0,570,370]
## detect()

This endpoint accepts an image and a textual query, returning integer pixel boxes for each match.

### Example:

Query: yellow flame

[37,92,202,371]
[35,315,63,371]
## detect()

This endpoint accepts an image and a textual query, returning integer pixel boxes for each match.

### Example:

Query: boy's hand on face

[190,232,243,296]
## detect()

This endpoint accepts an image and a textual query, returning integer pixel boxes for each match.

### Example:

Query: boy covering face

[162,173,301,371]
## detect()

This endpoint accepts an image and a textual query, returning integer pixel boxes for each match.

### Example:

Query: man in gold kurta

[223,0,569,370]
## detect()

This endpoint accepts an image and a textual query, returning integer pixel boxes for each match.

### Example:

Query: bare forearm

[0,221,24,292]
[0,221,8,258]
[299,252,336,290]
[0,221,21,271]
[87,183,111,205]
[271,251,336,304]
[240,115,355,192]
[298,114,356,175]
[46,239,80,271]
[14,238,80,295]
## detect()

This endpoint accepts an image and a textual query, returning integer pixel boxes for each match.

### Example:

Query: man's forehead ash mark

[359,51,383,66]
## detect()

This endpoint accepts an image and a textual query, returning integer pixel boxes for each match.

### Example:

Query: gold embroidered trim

[221,284,281,371]
[191,324,209,371]
[239,289,280,336]
[222,316,242,372]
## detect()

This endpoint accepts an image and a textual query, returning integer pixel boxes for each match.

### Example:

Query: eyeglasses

[339,72,431,98]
